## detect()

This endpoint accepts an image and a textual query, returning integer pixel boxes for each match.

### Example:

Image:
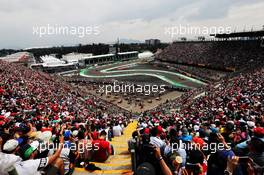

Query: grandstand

[0,52,35,66]
[156,39,264,71]
[29,51,139,73]
[31,55,78,73]
[0,30,264,175]
[80,51,138,65]
[62,53,93,64]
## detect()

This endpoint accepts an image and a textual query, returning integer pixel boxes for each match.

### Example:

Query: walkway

[73,120,138,175]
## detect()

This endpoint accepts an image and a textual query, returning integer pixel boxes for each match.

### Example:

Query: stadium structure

[0,51,35,66]
[30,51,139,73]
[0,29,264,175]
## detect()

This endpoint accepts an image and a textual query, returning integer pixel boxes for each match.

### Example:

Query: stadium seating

[157,40,264,71]
[0,60,133,175]
[0,39,264,175]
[133,66,264,174]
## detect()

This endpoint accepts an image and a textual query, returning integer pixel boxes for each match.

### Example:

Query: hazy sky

[0,0,263,49]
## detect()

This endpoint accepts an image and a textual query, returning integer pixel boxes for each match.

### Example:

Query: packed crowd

[0,60,131,175]
[132,67,264,175]
[156,40,264,71]
[154,61,225,82]
[0,44,264,175]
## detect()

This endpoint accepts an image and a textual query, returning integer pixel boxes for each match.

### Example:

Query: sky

[0,0,263,49]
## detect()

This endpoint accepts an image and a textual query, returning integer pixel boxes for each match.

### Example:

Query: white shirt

[150,136,166,148]
[0,152,48,175]
[113,125,123,137]
[99,128,110,141]
[60,148,71,174]
[0,152,21,175]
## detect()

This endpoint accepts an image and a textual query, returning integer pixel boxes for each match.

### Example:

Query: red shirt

[92,139,111,162]
[91,131,99,140]
[41,127,52,132]
[0,88,4,94]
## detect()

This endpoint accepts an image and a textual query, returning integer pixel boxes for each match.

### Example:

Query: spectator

[113,121,123,137]
[92,130,112,162]
[0,136,64,175]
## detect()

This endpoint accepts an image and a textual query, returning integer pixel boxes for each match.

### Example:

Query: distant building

[62,52,93,64]
[0,52,35,66]
[31,51,139,73]
[145,39,161,45]
[31,55,78,73]
[40,55,67,66]
[80,51,138,65]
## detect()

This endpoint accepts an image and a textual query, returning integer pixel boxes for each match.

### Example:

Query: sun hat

[3,139,19,152]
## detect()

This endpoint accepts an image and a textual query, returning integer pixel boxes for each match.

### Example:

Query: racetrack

[80,61,207,89]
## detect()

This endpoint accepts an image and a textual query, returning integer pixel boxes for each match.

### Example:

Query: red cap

[0,121,5,126]
[144,128,150,134]
[0,115,5,120]
[157,125,163,135]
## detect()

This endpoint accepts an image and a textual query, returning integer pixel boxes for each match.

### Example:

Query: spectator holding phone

[0,135,65,175]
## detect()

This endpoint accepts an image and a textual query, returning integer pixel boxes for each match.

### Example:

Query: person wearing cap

[64,129,80,174]
[164,135,187,168]
[0,136,65,175]
[169,152,184,174]
[179,128,192,142]
[57,125,79,174]
[16,123,31,138]
[60,147,78,175]
[63,130,74,148]
[18,140,40,161]
[2,139,20,154]
[150,126,166,150]
[235,127,264,150]
[0,115,5,122]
